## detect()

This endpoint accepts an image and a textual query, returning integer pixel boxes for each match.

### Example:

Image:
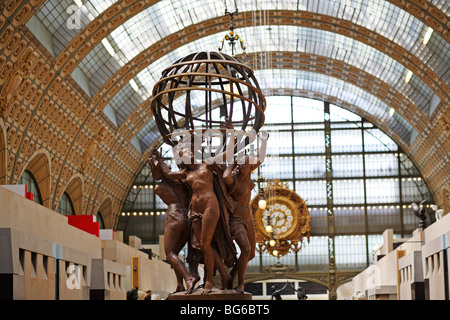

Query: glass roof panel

[103,25,435,127]
[72,0,448,95]
[329,104,362,122]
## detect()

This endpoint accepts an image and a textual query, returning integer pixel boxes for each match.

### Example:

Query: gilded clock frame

[251,180,311,245]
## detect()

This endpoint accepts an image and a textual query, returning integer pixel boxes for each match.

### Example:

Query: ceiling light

[129,79,139,92]
[74,0,83,8]
[405,70,413,83]
[423,27,433,45]
[258,193,267,210]
[102,38,115,56]
[389,108,395,117]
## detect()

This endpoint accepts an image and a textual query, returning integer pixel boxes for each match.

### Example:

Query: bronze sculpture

[270,282,289,300]
[152,132,268,296]
[148,51,267,297]
[290,283,308,300]
[412,199,428,229]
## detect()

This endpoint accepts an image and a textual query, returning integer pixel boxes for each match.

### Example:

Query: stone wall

[0,186,177,300]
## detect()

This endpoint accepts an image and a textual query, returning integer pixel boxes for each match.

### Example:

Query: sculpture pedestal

[167,288,252,300]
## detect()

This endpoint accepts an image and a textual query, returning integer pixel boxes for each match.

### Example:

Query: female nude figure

[223,131,268,293]
[170,133,236,294]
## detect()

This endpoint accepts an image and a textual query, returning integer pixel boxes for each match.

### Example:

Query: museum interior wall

[0,186,177,299]
[342,210,450,300]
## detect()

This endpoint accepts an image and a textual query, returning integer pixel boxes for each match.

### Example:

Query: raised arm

[158,157,187,180]
[223,161,238,188]
[148,151,162,181]
[152,148,187,180]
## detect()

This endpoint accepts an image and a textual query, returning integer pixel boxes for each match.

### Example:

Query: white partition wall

[399,251,425,300]
[422,234,448,300]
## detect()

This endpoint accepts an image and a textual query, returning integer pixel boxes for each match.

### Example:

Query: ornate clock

[251,180,311,258]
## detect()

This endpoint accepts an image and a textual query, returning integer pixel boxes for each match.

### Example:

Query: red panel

[67,215,95,224]
[67,215,99,237]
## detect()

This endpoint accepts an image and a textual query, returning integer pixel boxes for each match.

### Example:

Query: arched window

[96,211,105,229]
[19,170,42,205]
[57,192,75,216]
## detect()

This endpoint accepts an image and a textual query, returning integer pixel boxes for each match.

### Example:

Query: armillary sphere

[151,51,266,154]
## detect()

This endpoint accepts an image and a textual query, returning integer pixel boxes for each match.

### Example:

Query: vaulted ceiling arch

[87,11,448,126]
[88,19,448,159]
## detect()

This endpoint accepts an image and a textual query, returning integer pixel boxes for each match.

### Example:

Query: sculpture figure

[167,136,237,294]
[350,290,367,300]
[148,148,200,294]
[223,131,269,293]
[290,283,308,300]
[270,282,289,300]
[412,200,427,229]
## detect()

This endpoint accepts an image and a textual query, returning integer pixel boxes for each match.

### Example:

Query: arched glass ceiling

[103,25,435,128]
[135,68,414,153]
[34,0,450,63]
[65,0,450,93]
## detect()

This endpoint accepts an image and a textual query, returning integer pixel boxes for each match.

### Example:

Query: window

[96,211,105,229]
[57,192,75,216]
[19,170,42,205]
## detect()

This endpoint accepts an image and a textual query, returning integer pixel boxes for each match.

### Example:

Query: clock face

[251,180,311,257]
[259,199,299,239]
